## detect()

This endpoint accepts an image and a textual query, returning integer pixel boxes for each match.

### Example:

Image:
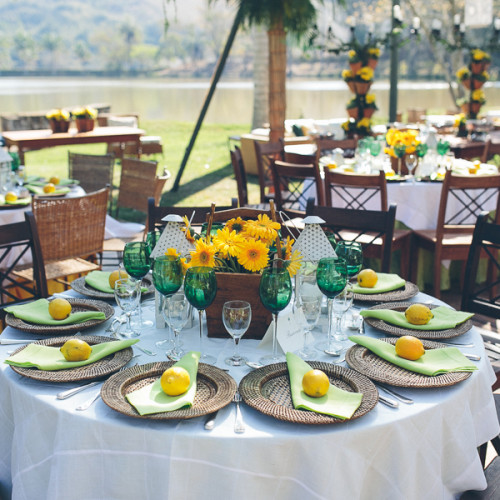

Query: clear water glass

[114,278,141,338]
[164,291,192,360]
[223,300,251,366]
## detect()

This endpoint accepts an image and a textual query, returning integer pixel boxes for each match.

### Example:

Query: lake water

[1,77,499,125]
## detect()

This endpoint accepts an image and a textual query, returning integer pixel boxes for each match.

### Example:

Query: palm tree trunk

[268,18,286,143]
[252,27,269,130]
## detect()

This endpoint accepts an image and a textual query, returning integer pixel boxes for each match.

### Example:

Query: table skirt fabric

[0,291,498,500]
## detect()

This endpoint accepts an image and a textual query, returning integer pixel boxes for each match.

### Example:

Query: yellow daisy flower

[225,217,246,234]
[285,250,303,277]
[165,248,180,258]
[283,236,294,259]
[180,257,190,274]
[244,214,281,241]
[213,228,245,258]
[190,239,216,268]
[237,239,269,272]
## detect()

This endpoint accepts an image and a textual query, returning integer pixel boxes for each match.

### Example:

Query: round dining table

[0,286,498,500]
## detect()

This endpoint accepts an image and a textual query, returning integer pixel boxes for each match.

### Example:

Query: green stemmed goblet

[393,143,407,177]
[258,264,293,365]
[123,241,152,327]
[184,266,217,365]
[335,241,363,278]
[316,257,347,357]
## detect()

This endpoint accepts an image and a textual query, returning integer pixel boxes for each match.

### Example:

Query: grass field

[21,121,254,222]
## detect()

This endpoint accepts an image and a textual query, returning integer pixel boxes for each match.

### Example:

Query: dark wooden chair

[411,170,500,298]
[481,139,500,164]
[253,141,284,204]
[323,168,412,279]
[1,211,48,326]
[314,136,358,162]
[305,201,397,273]
[270,159,325,211]
[461,212,500,392]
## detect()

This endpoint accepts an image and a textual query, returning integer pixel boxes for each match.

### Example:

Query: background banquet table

[0,288,498,500]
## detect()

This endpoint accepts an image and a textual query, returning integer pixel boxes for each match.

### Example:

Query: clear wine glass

[123,241,153,327]
[331,286,353,350]
[113,277,141,338]
[405,153,418,182]
[163,291,192,361]
[316,256,347,356]
[184,266,217,365]
[223,300,251,366]
[258,263,293,365]
[296,291,322,360]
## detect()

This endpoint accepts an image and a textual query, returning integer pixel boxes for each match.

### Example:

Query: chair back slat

[230,146,249,207]
[254,141,284,204]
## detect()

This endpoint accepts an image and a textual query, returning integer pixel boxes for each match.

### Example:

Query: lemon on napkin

[85,271,149,294]
[4,299,106,325]
[360,306,473,331]
[0,194,31,206]
[286,352,362,420]
[4,339,138,371]
[126,351,200,416]
[351,273,406,295]
[28,179,78,187]
[349,335,477,376]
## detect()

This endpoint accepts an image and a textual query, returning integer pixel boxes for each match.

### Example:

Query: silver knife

[376,384,414,404]
[378,395,399,408]
[0,339,38,345]
[465,354,481,361]
[57,381,101,400]
[485,342,500,355]
[204,411,219,430]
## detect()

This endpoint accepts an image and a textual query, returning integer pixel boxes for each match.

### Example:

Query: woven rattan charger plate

[8,335,133,383]
[0,199,31,210]
[101,361,237,420]
[345,337,473,388]
[5,298,115,335]
[352,281,419,303]
[71,276,155,300]
[362,302,473,340]
[238,362,378,425]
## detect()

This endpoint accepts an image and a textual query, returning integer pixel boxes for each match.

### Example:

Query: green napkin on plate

[28,179,78,187]
[0,194,31,206]
[286,352,362,420]
[349,335,477,376]
[25,185,70,196]
[351,273,406,294]
[85,271,148,294]
[5,298,106,325]
[4,338,138,371]
[126,351,201,416]
[360,306,473,331]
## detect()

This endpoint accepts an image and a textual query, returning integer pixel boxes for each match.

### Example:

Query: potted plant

[355,117,372,137]
[348,49,362,73]
[341,117,358,139]
[459,89,486,118]
[45,108,71,133]
[470,48,491,74]
[367,46,380,69]
[71,106,98,133]
[346,97,359,119]
[454,113,468,138]
[363,93,378,118]
[456,66,472,90]
[342,69,356,94]
[354,66,374,95]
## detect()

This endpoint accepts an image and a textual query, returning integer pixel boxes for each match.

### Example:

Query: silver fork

[234,392,245,434]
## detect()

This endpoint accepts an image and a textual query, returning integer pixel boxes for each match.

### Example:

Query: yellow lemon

[385,169,396,177]
[302,369,330,398]
[49,176,60,185]
[395,335,425,361]
[160,366,191,396]
[344,167,354,173]
[404,303,433,325]
[43,183,56,193]
[108,269,128,289]
[48,298,72,320]
[327,163,337,169]
[60,338,92,361]
[357,269,378,288]
[5,191,18,202]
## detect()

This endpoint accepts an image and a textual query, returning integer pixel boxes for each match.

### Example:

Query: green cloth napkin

[25,185,70,195]
[4,338,138,371]
[286,352,363,420]
[0,195,31,206]
[28,178,78,186]
[4,299,106,325]
[360,306,473,331]
[351,273,406,295]
[126,351,201,416]
[349,335,477,376]
[85,271,148,294]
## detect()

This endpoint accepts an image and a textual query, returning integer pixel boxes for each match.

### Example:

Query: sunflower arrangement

[172,214,302,277]
[71,106,98,120]
[384,128,420,157]
[46,109,70,121]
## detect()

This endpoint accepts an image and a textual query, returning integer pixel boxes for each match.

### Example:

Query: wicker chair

[1,211,48,326]
[14,189,109,287]
[68,152,115,212]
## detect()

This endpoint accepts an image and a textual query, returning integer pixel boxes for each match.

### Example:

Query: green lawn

[21,121,255,222]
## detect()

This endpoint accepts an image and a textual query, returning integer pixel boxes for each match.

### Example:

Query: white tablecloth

[0,288,498,500]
